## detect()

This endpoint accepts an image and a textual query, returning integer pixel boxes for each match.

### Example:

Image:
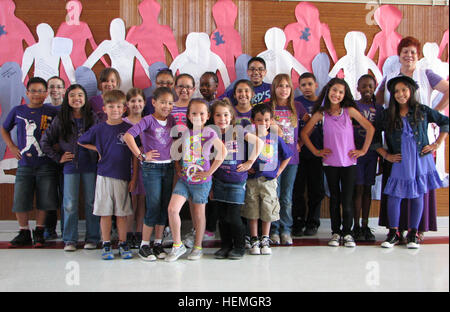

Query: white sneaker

[280,233,293,246]
[64,243,76,252]
[84,242,97,250]
[343,235,356,248]
[270,233,280,245]
[162,226,173,248]
[249,238,260,255]
[244,235,251,249]
[165,244,187,262]
[187,247,203,260]
[183,228,196,249]
[260,236,272,255]
[328,234,341,247]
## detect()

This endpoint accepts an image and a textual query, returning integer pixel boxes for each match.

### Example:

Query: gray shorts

[93,175,133,217]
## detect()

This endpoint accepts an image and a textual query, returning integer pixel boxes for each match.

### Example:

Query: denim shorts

[172,178,212,204]
[12,163,59,213]
[212,178,246,205]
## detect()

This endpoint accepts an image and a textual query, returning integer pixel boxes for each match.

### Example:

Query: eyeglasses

[156,81,174,87]
[248,67,266,73]
[176,85,194,90]
[49,85,64,89]
[27,89,47,94]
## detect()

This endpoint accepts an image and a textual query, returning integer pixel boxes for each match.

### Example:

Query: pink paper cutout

[438,29,449,63]
[367,5,403,72]
[0,0,36,66]
[210,0,243,94]
[284,1,338,73]
[126,0,179,89]
[56,0,108,87]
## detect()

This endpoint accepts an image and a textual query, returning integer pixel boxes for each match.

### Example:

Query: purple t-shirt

[127,114,175,161]
[249,132,292,180]
[78,121,132,181]
[89,95,107,122]
[234,107,252,129]
[295,95,323,159]
[2,104,58,167]
[63,118,98,174]
[179,127,218,184]
[214,127,248,183]
[273,101,307,165]
[354,100,382,153]
[219,82,272,106]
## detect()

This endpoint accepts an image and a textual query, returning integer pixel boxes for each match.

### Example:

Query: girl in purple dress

[373,76,448,249]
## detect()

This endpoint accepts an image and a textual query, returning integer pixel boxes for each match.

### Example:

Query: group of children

[2,54,448,261]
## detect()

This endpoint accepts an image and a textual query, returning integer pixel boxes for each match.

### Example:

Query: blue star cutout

[212,31,225,46]
[0,25,7,37]
[300,27,311,42]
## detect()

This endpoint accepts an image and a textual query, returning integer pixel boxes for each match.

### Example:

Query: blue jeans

[12,163,58,213]
[141,162,174,227]
[62,172,100,244]
[271,164,298,235]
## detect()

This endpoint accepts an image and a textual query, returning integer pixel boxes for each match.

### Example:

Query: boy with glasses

[1,77,59,248]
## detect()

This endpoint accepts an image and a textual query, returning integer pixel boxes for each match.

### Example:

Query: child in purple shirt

[79,89,137,260]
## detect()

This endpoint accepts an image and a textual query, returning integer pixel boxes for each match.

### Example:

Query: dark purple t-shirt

[295,95,323,159]
[249,132,292,180]
[234,107,252,129]
[219,82,272,106]
[354,100,383,152]
[89,95,107,122]
[2,104,58,167]
[78,121,132,181]
[213,127,248,183]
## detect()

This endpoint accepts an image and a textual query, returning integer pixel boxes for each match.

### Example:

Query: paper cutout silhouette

[257,27,307,84]
[21,23,76,83]
[143,61,169,99]
[210,0,243,85]
[169,32,230,98]
[75,66,99,99]
[83,18,150,92]
[312,52,331,96]
[224,53,251,95]
[56,0,108,87]
[284,2,338,72]
[0,62,26,182]
[329,32,382,99]
[367,5,403,72]
[126,0,179,89]
[0,0,36,66]
[438,29,449,63]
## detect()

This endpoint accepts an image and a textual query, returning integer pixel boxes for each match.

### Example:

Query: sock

[154,239,162,245]
[103,241,111,246]
[193,245,202,250]
[19,226,30,230]
[141,240,150,247]
[173,242,182,248]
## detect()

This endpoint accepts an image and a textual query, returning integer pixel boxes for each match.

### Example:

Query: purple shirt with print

[127,114,175,161]
[274,101,307,165]
[2,104,58,167]
[78,121,132,181]
[179,127,218,184]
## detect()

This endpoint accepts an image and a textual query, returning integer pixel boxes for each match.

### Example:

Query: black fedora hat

[387,75,419,94]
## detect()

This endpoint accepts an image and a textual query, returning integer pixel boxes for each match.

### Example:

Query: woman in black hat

[372,75,449,249]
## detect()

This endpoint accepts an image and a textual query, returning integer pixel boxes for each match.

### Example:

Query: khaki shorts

[241,176,280,223]
[93,175,133,217]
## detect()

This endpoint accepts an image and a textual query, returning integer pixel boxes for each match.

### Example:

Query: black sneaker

[406,229,420,249]
[138,244,156,261]
[292,222,305,237]
[126,232,135,248]
[228,248,245,260]
[304,225,318,236]
[153,243,167,259]
[362,226,376,242]
[134,232,142,249]
[214,247,232,259]
[381,229,400,248]
[32,227,45,248]
[8,229,32,248]
[352,226,363,242]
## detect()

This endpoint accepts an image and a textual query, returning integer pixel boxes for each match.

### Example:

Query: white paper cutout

[21,23,75,83]
[224,53,251,95]
[51,37,73,57]
[329,31,382,99]
[169,32,230,98]
[144,61,169,99]
[83,18,150,92]
[312,52,332,96]
[257,27,307,84]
